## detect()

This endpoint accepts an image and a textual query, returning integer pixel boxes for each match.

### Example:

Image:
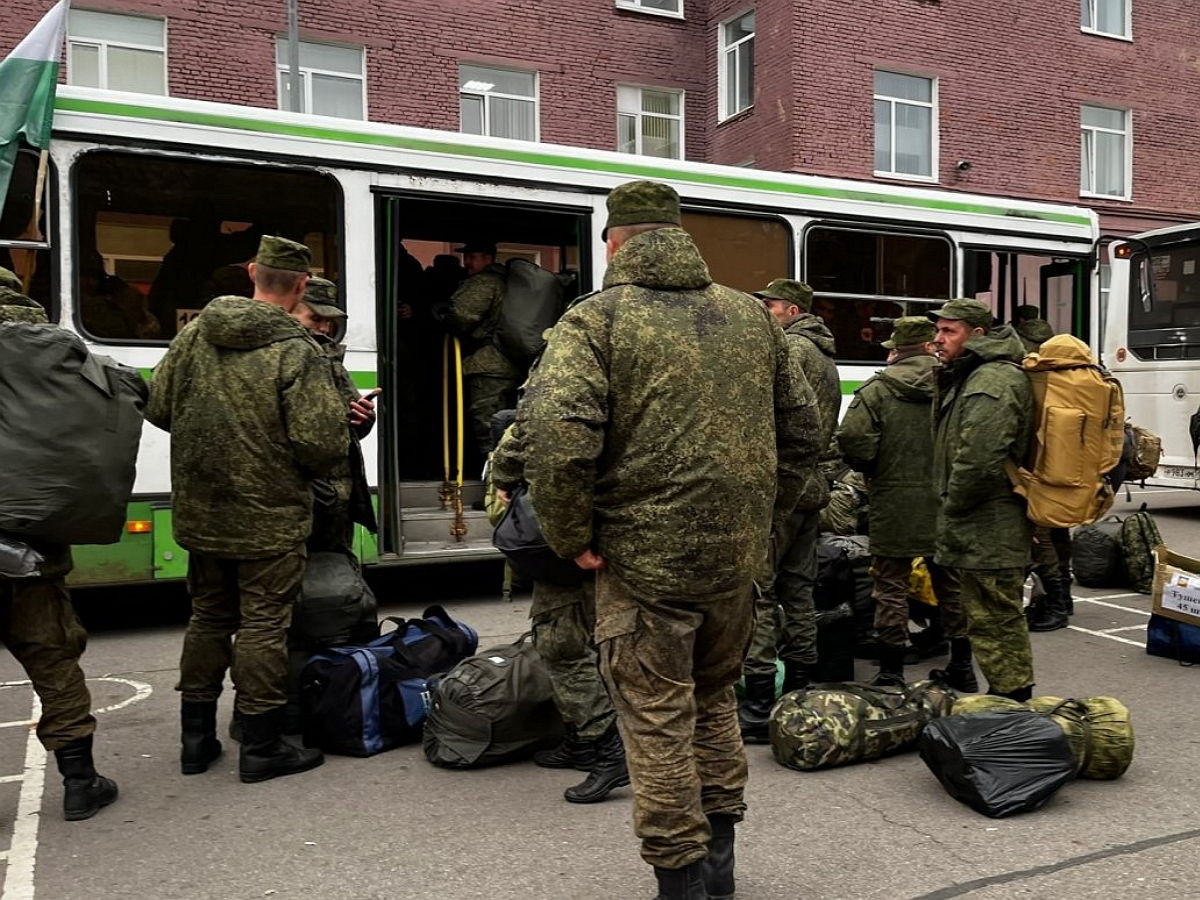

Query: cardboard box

[1151,546,1200,626]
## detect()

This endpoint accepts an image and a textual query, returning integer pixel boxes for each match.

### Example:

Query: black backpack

[290,551,378,650]
[1071,517,1125,588]
[300,607,478,757]
[493,259,565,366]
[813,540,858,682]
[492,484,584,585]
[423,634,563,769]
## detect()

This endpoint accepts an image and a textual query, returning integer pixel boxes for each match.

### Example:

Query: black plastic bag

[918,710,1077,817]
[0,535,43,578]
[492,484,583,585]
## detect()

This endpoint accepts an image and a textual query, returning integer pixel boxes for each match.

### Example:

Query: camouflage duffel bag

[769,680,956,771]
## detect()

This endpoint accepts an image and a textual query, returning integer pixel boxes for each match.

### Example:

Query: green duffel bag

[769,680,955,772]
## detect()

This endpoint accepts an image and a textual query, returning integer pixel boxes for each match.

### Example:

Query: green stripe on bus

[139,366,378,389]
[841,380,864,394]
[56,97,1093,227]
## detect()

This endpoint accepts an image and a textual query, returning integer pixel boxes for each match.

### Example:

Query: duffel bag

[492,484,584,586]
[423,633,563,769]
[1146,612,1200,666]
[300,606,478,757]
[1071,516,1125,588]
[290,551,378,649]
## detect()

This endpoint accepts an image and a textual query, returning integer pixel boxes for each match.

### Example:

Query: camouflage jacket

[521,226,820,600]
[448,264,517,378]
[932,327,1033,570]
[837,351,939,557]
[0,292,72,577]
[313,340,377,534]
[784,313,841,510]
[145,296,349,558]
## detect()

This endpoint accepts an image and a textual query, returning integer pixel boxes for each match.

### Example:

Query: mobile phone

[361,387,383,401]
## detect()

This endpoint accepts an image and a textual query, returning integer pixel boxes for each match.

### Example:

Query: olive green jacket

[448,264,518,378]
[837,351,939,557]
[932,326,1033,570]
[146,296,349,558]
[521,226,821,600]
[784,313,841,510]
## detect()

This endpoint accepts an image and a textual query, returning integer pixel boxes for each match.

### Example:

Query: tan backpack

[1006,334,1126,528]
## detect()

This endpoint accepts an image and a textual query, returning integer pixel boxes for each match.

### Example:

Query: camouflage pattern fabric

[0,287,49,325]
[838,351,942,557]
[932,326,1034,571]
[871,555,966,649]
[522,225,821,599]
[0,575,96,750]
[468,374,518,454]
[959,568,1034,694]
[145,296,348,558]
[530,578,614,740]
[769,679,956,771]
[744,508,819,677]
[596,570,753,869]
[448,264,518,378]
[177,547,306,716]
[785,313,842,507]
[818,468,868,536]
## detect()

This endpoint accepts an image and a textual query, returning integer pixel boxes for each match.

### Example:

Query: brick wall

[5,0,1200,231]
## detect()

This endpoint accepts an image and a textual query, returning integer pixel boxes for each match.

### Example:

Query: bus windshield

[1129,238,1200,360]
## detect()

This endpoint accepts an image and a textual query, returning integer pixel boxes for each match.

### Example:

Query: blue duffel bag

[300,606,478,756]
[1146,613,1200,667]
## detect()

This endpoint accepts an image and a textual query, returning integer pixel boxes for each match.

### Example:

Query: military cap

[454,241,497,256]
[0,286,45,310]
[1014,304,1043,321]
[0,267,21,291]
[927,298,994,329]
[1016,318,1055,344]
[602,180,681,239]
[754,278,814,312]
[255,235,311,273]
[301,276,346,320]
[882,315,936,349]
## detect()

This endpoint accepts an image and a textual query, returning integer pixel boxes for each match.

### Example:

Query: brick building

[4,0,1198,235]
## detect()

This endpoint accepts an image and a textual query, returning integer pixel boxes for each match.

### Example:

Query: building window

[275,40,366,120]
[874,71,936,180]
[615,0,684,18]
[67,10,166,95]
[459,65,538,141]
[718,11,754,121]
[1080,105,1130,199]
[617,86,684,159]
[1082,0,1130,39]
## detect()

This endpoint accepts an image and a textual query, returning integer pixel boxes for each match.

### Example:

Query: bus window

[1128,240,1200,360]
[73,151,340,342]
[963,250,1081,338]
[680,210,791,294]
[0,148,54,317]
[804,227,951,362]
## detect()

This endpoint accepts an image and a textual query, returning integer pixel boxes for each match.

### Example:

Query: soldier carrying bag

[1005,334,1125,529]
[492,258,565,368]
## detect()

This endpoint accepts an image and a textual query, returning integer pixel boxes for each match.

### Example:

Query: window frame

[1080,104,1132,201]
[1081,0,1132,41]
[872,70,939,183]
[67,10,168,95]
[458,64,540,142]
[717,10,755,122]
[275,39,368,121]
[614,0,685,20]
[616,85,685,160]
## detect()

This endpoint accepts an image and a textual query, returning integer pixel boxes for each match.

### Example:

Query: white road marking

[1080,592,1142,601]
[4,693,45,900]
[1067,623,1146,647]
[1075,597,1151,616]
[1101,625,1149,634]
[88,678,153,715]
[0,776,24,785]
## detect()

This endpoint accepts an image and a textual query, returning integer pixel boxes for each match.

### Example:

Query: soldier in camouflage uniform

[931,299,1036,701]
[739,279,829,743]
[0,279,120,821]
[445,241,519,454]
[837,317,977,692]
[521,181,817,900]
[147,237,348,784]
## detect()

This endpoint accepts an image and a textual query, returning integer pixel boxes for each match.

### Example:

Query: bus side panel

[66,501,156,586]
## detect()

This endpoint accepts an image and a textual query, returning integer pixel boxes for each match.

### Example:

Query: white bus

[1105,224,1200,488]
[0,87,1100,586]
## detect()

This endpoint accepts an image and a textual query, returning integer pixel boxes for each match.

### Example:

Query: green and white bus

[0,86,1100,586]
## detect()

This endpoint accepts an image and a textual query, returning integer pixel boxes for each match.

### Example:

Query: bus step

[398,480,484,508]
[401,507,491,543]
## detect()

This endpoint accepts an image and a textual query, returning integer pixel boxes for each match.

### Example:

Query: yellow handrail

[439,334,452,511]
[450,337,467,541]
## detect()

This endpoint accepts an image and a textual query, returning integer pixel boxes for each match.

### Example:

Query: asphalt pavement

[0,487,1198,899]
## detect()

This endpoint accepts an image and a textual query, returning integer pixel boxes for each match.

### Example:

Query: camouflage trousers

[467,374,518,454]
[0,577,95,751]
[530,579,614,740]
[960,568,1034,694]
[872,556,967,649]
[1031,527,1072,583]
[177,547,306,716]
[596,569,753,870]
[744,508,819,677]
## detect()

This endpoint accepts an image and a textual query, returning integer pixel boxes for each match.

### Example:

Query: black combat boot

[701,814,736,900]
[180,701,222,775]
[653,861,710,900]
[781,660,810,695]
[991,685,1033,702]
[1062,575,1075,616]
[929,638,979,692]
[239,708,324,784]
[869,645,907,688]
[54,735,118,821]
[737,673,777,744]
[1028,578,1069,632]
[564,722,629,803]
[534,724,597,771]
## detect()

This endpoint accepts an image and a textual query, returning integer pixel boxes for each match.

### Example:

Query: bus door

[1039,259,1088,339]
[964,249,1091,344]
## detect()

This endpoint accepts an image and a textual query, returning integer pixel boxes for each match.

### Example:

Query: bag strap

[1046,699,1092,776]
